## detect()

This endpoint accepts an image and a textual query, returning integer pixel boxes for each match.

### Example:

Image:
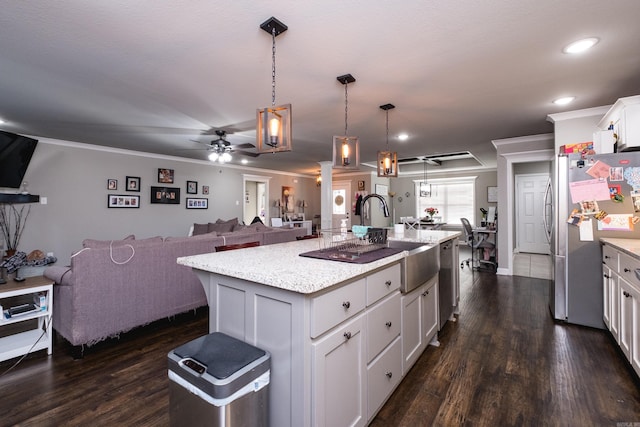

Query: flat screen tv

[0,130,38,188]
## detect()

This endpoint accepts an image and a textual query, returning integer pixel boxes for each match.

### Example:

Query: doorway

[332,180,352,230]
[515,172,550,254]
[243,174,270,225]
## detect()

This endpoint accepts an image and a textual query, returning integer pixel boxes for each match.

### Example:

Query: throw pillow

[82,234,135,248]
[192,223,209,236]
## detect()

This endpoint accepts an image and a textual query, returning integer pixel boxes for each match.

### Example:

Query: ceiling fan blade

[236,151,260,157]
[232,143,256,149]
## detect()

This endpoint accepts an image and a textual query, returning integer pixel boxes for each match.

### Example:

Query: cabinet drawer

[367,336,402,421]
[366,291,401,362]
[602,244,619,273]
[618,252,640,292]
[366,263,401,306]
[311,279,366,338]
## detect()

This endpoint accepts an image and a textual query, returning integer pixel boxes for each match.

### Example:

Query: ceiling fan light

[221,152,232,162]
[208,152,219,162]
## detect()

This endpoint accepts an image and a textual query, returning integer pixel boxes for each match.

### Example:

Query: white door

[332,180,352,230]
[516,173,550,254]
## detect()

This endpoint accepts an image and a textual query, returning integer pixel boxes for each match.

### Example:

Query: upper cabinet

[596,95,640,153]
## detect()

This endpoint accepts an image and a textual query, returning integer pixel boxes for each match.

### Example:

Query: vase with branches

[0,204,31,256]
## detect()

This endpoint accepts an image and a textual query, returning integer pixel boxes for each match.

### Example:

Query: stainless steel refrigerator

[545,151,640,329]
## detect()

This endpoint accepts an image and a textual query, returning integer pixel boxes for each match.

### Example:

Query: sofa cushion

[208,218,237,234]
[82,234,135,248]
[192,223,210,236]
[165,232,218,242]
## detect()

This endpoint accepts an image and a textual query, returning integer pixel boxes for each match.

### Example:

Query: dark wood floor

[1,267,639,426]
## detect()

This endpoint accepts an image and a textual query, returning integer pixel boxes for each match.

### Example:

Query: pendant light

[332,74,359,169]
[256,17,292,154]
[377,103,398,177]
[419,157,431,196]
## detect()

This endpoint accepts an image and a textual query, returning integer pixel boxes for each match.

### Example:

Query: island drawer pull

[343,331,352,340]
[342,301,351,309]
[385,321,392,328]
[422,290,429,297]
[385,371,393,379]
[385,280,392,287]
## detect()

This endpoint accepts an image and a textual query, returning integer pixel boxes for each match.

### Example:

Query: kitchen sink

[387,240,440,293]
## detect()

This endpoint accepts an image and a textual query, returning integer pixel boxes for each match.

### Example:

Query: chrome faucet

[360,193,390,225]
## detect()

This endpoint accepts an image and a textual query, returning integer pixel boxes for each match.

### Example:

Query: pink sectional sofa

[44,222,307,352]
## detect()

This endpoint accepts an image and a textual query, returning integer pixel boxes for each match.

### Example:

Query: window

[414,176,477,225]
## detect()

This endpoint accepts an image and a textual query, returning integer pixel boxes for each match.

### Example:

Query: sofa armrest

[44,265,73,286]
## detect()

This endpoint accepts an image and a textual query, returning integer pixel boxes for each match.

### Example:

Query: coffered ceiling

[1,1,639,176]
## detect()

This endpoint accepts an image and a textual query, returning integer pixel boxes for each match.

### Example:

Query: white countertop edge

[178,230,461,295]
[600,237,640,259]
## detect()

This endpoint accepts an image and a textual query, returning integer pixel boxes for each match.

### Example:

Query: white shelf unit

[0,276,54,362]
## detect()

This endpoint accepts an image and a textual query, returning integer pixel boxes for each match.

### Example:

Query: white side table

[0,275,54,362]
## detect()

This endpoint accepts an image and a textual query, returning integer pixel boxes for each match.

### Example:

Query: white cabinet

[401,275,439,374]
[601,242,640,377]
[0,276,54,362]
[200,261,404,427]
[312,314,366,427]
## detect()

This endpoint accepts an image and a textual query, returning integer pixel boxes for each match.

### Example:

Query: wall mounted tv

[0,130,38,188]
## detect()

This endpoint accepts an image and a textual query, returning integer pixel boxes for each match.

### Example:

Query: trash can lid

[172,332,267,379]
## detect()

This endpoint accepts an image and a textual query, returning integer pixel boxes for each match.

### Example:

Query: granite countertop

[178,230,461,295]
[600,237,640,259]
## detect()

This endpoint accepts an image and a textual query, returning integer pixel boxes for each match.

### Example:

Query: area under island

[177,229,461,427]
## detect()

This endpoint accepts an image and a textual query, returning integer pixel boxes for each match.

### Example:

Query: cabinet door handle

[385,321,392,328]
[624,268,631,272]
[604,274,610,279]
[342,301,351,309]
[343,331,352,340]
[605,255,611,259]
[385,280,392,287]
[623,291,631,298]
[385,372,393,379]
[422,290,429,297]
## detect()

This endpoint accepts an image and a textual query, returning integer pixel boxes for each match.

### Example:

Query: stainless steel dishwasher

[439,240,455,327]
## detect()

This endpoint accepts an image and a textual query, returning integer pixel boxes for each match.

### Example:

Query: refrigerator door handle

[543,177,553,244]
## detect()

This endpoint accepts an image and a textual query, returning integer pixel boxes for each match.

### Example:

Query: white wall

[12,139,319,265]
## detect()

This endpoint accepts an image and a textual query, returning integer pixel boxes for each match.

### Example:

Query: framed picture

[150,186,180,204]
[186,197,208,209]
[282,186,294,213]
[107,179,117,190]
[126,176,141,192]
[202,185,209,195]
[158,168,174,184]
[357,180,365,191]
[375,184,388,196]
[187,180,198,194]
[107,194,140,208]
[487,186,498,203]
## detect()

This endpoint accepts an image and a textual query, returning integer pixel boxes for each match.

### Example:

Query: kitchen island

[178,229,460,427]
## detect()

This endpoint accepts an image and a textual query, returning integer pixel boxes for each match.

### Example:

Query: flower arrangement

[425,207,438,218]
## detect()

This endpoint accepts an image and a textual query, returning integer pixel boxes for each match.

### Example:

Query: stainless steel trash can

[168,332,270,427]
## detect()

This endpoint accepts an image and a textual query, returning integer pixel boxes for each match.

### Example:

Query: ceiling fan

[192,130,259,163]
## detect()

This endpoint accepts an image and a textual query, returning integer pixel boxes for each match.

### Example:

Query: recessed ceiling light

[0,118,5,125]
[241,159,249,164]
[553,96,575,106]
[563,37,599,54]
[398,133,409,141]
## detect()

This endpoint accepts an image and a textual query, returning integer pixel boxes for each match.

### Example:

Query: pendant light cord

[385,110,390,149]
[271,28,277,107]
[344,82,349,135]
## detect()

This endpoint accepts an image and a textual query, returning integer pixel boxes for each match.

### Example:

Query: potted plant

[0,204,31,257]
